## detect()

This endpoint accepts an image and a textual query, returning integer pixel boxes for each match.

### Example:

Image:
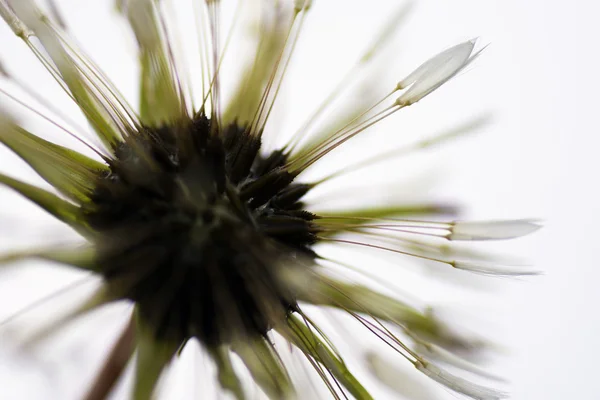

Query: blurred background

[0,0,597,399]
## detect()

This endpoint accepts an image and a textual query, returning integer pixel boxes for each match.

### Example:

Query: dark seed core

[82,113,317,345]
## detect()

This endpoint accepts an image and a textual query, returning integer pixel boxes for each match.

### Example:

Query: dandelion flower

[0,1,539,399]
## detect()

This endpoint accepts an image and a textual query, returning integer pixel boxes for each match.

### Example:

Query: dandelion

[0,1,539,399]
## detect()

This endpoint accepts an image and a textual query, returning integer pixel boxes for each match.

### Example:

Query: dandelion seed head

[0,0,538,398]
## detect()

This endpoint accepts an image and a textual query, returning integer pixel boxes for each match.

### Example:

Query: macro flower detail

[0,1,539,400]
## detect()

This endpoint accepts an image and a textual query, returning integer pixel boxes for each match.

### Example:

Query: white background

[0,0,598,399]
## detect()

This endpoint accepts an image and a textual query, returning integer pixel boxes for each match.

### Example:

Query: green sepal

[222,14,289,127]
[209,346,246,400]
[0,245,97,271]
[6,2,123,148]
[297,277,438,341]
[316,204,456,223]
[296,276,475,354]
[0,125,107,202]
[314,204,456,237]
[232,337,293,400]
[133,310,179,400]
[138,49,184,127]
[281,315,373,400]
[125,0,185,126]
[0,173,88,232]
[32,25,121,148]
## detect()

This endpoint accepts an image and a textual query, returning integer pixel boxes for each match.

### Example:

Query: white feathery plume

[416,360,507,400]
[449,219,542,241]
[396,39,482,105]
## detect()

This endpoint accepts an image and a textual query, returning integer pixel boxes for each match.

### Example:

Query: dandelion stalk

[84,316,136,400]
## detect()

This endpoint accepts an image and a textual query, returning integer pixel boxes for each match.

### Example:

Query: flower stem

[84,315,135,400]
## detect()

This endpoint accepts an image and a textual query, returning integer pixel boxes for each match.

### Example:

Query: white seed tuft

[396,39,479,105]
[415,342,505,382]
[0,0,33,39]
[8,0,70,72]
[452,261,540,277]
[366,353,438,400]
[416,360,507,400]
[0,0,31,38]
[449,219,542,241]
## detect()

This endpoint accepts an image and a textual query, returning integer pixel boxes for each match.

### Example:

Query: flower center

[81,113,317,344]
